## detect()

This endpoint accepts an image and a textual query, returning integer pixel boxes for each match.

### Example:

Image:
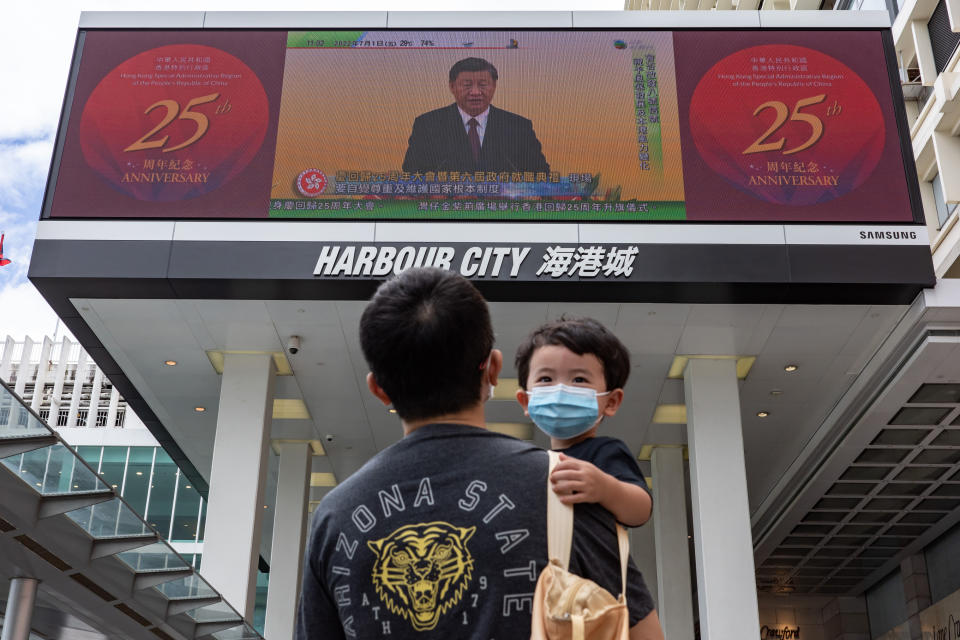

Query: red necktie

[468,118,481,163]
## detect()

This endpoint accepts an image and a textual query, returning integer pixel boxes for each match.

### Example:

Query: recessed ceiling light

[112,484,118,488]
[194,406,206,412]
[784,364,798,372]
[164,360,177,366]
[263,505,268,509]
[389,408,397,414]
[757,411,770,418]
[770,389,783,396]
[185,485,191,489]
[135,471,143,476]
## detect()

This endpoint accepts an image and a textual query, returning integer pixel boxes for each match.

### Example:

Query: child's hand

[550,453,611,505]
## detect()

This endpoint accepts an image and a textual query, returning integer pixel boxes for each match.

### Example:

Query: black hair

[515,317,630,391]
[360,267,494,422]
[449,58,499,84]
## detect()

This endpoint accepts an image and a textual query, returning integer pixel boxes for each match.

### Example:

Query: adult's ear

[486,349,503,387]
[601,388,625,417]
[366,372,392,407]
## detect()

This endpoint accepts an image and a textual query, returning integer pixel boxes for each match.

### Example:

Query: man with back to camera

[401,57,550,175]
[295,267,653,639]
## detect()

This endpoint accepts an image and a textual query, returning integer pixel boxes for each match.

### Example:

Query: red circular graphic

[689,45,884,206]
[297,169,328,197]
[79,44,269,202]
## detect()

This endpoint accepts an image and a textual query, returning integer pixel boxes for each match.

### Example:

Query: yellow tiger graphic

[367,521,476,631]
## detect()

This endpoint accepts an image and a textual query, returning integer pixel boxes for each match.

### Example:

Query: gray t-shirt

[296,423,644,639]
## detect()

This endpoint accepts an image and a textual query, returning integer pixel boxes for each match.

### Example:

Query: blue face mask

[526,384,610,440]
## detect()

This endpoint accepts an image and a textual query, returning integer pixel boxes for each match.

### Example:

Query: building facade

[4,9,957,640]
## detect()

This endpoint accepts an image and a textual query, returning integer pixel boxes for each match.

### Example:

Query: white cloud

[0,137,54,209]
[0,280,73,341]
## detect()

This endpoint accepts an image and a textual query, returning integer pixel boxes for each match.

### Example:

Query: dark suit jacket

[402,103,549,174]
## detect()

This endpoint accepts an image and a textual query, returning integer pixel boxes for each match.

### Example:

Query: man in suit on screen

[401,57,550,175]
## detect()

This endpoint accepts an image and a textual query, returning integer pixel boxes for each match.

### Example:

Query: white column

[50,337,71,419]
[67,351,87,428]
[14,337,33,398]
[629,511,658,604]
[202,353,276,619]
[89,369,103,426]
[1,577,39,640]
[651,447,695,640]
[106,386,120,429]
[30,337,52,412]
[0,336,15,382]
[911,20,937,86]
[683,358,759,640]
[265,441,312,640]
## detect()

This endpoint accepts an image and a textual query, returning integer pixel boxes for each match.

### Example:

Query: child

[515,317,664,640]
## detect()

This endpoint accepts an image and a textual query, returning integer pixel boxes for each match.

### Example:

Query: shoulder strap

[546,450,574,569]
[546,451,632,600]
[617,524,629,596]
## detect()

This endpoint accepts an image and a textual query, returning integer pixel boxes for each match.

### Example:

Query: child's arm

[550,453,652,527]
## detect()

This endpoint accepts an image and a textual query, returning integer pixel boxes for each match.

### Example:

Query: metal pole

[1,577,39,640]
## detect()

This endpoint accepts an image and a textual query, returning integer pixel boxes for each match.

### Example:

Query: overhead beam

[37,491,114,519]
[0,435,58,458]
[90,534,159,560]
[133,568,195,590]
[167,596,222,617]
[193,620,246,638]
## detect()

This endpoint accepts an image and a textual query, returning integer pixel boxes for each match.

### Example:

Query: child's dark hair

[515,317,630,390]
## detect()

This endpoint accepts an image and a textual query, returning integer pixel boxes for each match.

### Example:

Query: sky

[0,0,622,341]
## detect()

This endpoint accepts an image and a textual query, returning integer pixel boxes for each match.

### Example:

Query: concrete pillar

[1,577,39,640]
[629,507,658,606]
[50,337,71,417]
[14,337,33,398]
[821,596,869,640]
[911,20,937,86]
[901,554,932,640]
[683,358,759,640]
[0,336,15,382]
[651,447,695,640]
[89,369,103,426]
[932,130,960,205]
[30,337,52,413]
[202,353,275,620]
[67,350,87,428]
[106,386,120,429]
[264,442,312,640]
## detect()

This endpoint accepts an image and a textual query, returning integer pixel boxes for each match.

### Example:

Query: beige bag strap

[617,524,629,597]
[546,450,573,568]
[546,450,632,596]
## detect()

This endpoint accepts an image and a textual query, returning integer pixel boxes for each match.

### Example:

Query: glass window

[171,471,202,542]
[926,521,960,602]
[197,498,208,543]
[99,447,127,491]
[933,173,958,228]
[865,570,907,637]
[75,446,103,471]
[123,447,155,516]
[147,449,177,539]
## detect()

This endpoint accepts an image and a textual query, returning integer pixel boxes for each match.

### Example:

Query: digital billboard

[47,28,916,222]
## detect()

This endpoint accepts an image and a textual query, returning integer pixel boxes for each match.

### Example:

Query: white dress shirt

[457,106,490,145]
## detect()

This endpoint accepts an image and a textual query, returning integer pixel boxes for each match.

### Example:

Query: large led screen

[47,28,916,222]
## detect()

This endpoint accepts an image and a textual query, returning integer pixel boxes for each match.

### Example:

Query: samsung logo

[859,230,917,240]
